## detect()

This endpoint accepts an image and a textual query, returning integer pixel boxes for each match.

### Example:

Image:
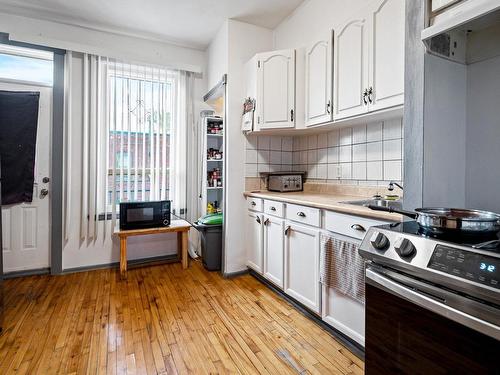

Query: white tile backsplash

[339,128,352,145]
[352,144,367,162]
[352,124,367,144]
[244,118,403,186]
[328,130,339,147]
[339,145,352,163]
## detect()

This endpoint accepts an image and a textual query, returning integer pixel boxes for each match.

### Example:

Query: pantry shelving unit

[201,116,224,216]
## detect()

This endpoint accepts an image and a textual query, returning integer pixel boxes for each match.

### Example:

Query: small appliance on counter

[119,200,170,230]
[262,172,306,192]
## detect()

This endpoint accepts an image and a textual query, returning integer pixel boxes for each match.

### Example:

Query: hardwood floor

[0,261,364,374]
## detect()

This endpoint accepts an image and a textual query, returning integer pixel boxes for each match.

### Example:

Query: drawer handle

[351,224,366,232]
[264,218,270,226]
[251,201,256,206]
[270,206,276,211]
[284,225,291,236]
[297,211,306,218]
[256,216,261,224]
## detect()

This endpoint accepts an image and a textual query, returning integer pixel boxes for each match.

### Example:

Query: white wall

[207,21,229,90]
[466,55,500,212]
[222,20,273,274]
[0,12,208,270]
[422,55,467,208]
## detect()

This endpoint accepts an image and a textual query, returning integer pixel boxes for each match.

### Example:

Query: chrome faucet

[388,181,403,191]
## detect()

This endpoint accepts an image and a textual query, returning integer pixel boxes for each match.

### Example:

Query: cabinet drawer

[264,200,284,217]
[247,197,263,211]
[324,211,389,240]
[286,204,320,227]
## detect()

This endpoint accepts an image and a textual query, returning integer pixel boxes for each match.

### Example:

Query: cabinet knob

[297,211,306,218]
[270,206,276,211]
[251,201,256,206]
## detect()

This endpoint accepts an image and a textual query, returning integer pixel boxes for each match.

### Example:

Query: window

[107,64,175,205]
[0,44,53,86]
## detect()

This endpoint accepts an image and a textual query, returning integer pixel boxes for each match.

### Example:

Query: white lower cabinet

[245,211,263,273]
[263,215,285,288]
[322,282,365,346]
[284,222,321,314]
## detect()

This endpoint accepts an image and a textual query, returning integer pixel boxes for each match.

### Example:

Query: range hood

[422,0,500,64]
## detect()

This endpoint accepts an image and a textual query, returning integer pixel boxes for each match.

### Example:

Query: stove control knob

[394,238,416,258]
[370,232,389,250]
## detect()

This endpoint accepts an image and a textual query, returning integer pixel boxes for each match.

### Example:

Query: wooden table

[116,220,191,278]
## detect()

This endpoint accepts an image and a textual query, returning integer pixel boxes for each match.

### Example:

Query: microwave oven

[119,200,171,230]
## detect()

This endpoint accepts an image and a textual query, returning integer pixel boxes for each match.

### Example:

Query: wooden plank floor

[0,261,364,374]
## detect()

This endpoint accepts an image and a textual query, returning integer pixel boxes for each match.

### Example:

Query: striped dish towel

[320,233,366,304]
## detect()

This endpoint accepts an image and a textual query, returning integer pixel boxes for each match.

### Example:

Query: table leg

[182,230,189,269]
[120,237,127,278]
[177,232,182,262]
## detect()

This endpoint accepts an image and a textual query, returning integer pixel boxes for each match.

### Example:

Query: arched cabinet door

[257,49,296,129]
[305,31,333,127]
[368,0,405,112]
[334,18,370,120]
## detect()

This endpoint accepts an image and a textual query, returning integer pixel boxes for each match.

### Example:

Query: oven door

[365,265,500,375]
[120,202,162,230]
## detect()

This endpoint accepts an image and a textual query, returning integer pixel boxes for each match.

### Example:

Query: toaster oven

[267,172,305,192]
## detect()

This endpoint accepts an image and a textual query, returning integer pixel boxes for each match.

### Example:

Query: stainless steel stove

[359,221,500,374]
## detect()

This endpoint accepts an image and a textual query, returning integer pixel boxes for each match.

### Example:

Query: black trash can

[193,218,223,271]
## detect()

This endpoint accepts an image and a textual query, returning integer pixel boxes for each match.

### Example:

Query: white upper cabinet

[257,49,296,130]
[368,0,405,111]
[305,32,333,127]
[334,0,405,121]
[334,18,370,120]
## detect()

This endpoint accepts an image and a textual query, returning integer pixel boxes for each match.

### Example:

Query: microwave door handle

[366,267,500,341]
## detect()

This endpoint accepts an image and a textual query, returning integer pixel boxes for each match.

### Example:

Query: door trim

[1,34,65,274]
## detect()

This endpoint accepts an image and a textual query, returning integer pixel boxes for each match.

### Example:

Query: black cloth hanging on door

[0,90,40,205]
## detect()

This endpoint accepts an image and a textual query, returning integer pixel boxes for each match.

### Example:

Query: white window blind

[75,54,189,241]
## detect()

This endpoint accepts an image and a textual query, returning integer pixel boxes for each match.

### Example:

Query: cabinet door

[257,49,296,129]
[246,211,263,273]
[263,215,284,288]
[305,32,333,127]
[334,18,369,120]
[284,222,321,314]
[368,0,405,111]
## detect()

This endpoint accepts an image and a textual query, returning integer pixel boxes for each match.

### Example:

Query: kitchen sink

[341,198,403,210]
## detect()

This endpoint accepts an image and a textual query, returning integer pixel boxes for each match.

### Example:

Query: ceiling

[0,0,305,50]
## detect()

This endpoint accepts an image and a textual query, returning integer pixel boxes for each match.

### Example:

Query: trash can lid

[198,213,223,225]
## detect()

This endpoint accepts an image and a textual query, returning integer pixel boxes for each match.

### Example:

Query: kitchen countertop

[243,190,404,222]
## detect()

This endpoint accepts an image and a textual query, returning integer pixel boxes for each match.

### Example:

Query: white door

[284,222,321,314]
[246,211,263,273]
[1,82,51,273]
[334,18,370,120]
[368,0,405,111]
[263,215,284,288]
[257,49,296,130]
[305,32,333,127]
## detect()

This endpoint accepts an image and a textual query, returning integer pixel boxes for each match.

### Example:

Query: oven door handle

[366,267,500,341]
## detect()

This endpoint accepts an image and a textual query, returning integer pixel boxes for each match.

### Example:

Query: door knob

[40,188,49,198]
